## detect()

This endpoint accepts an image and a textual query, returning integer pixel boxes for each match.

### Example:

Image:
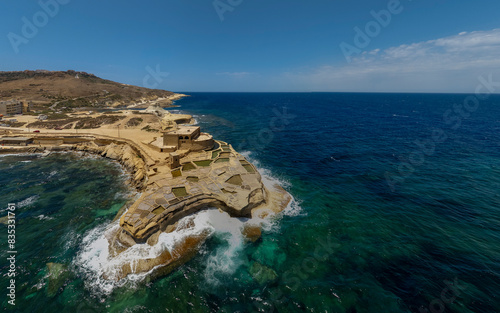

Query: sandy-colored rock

[1,111,292,281]
[242,224,262,243]
[134,169,144,183]
[146,231,161,246]
[0,215,8,225]
[111,233,208,281]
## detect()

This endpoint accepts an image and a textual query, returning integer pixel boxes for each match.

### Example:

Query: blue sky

[1,0,500,92]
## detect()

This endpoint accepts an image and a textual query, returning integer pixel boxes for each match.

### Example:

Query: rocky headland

[0,109,292,281]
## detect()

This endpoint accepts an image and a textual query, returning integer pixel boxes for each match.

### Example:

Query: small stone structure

[116,140,266,247]
[0,137,33,146]
[0,110,292,280]
[146,111,214,153]
[158,125,214,152]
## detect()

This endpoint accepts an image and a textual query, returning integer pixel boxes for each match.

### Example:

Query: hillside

[0,70,183,111]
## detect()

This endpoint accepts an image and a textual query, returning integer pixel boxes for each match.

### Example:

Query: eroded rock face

[116,143,267,247]
[74,141,147,189]
[102,220,211,281]
[242,224,262,243]
[7,135,292,281]
[98,141,292,281]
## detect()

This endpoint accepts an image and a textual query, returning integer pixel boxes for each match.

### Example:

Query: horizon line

[175,91,500,95]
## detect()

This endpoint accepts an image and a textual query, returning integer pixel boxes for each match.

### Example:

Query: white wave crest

[47,170,58,179]
[74,209,247,295]
[17,195,40,208]
[74,151,301,293]
[240,150,301,217]
[36,214,54,221]
[202,211,248,286]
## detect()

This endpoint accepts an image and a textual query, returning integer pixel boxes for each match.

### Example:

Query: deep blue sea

[1,92,500,312]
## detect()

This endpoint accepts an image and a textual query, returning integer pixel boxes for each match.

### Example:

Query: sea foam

[17,195,40,208]
[74,151,300,294]
[75,209,247,294]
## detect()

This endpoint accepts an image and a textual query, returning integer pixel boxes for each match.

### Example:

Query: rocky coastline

[0,129,292,280]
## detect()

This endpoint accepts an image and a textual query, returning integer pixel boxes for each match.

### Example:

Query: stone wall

[190,134,214,151]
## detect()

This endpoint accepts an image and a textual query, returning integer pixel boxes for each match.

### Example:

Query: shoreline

[1,133,152,189]
[0,119,292,280]
[122,93,189,109]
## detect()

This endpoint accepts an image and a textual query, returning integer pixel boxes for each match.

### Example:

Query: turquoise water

[0,153,132,312]
[2,93,500,312]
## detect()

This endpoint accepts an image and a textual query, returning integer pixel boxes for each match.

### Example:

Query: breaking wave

[36,214,54,221]
[240,150,303,218]
[74,150,300,294]
[17,195,40,208]
[202,211,249,286]
[74,209,249,295]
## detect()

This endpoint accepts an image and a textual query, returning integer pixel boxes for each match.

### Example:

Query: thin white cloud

[284,29,500,92]
[216,71,252,77]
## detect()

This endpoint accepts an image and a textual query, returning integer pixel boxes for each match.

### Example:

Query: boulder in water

[45,262,69,297]
[249,262,278,285]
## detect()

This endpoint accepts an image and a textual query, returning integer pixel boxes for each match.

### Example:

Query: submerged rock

[45,262,69,297]
[249,262,278,285]
[105,231,209,281]
[241,224,262,243]
[0,215,8,225]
